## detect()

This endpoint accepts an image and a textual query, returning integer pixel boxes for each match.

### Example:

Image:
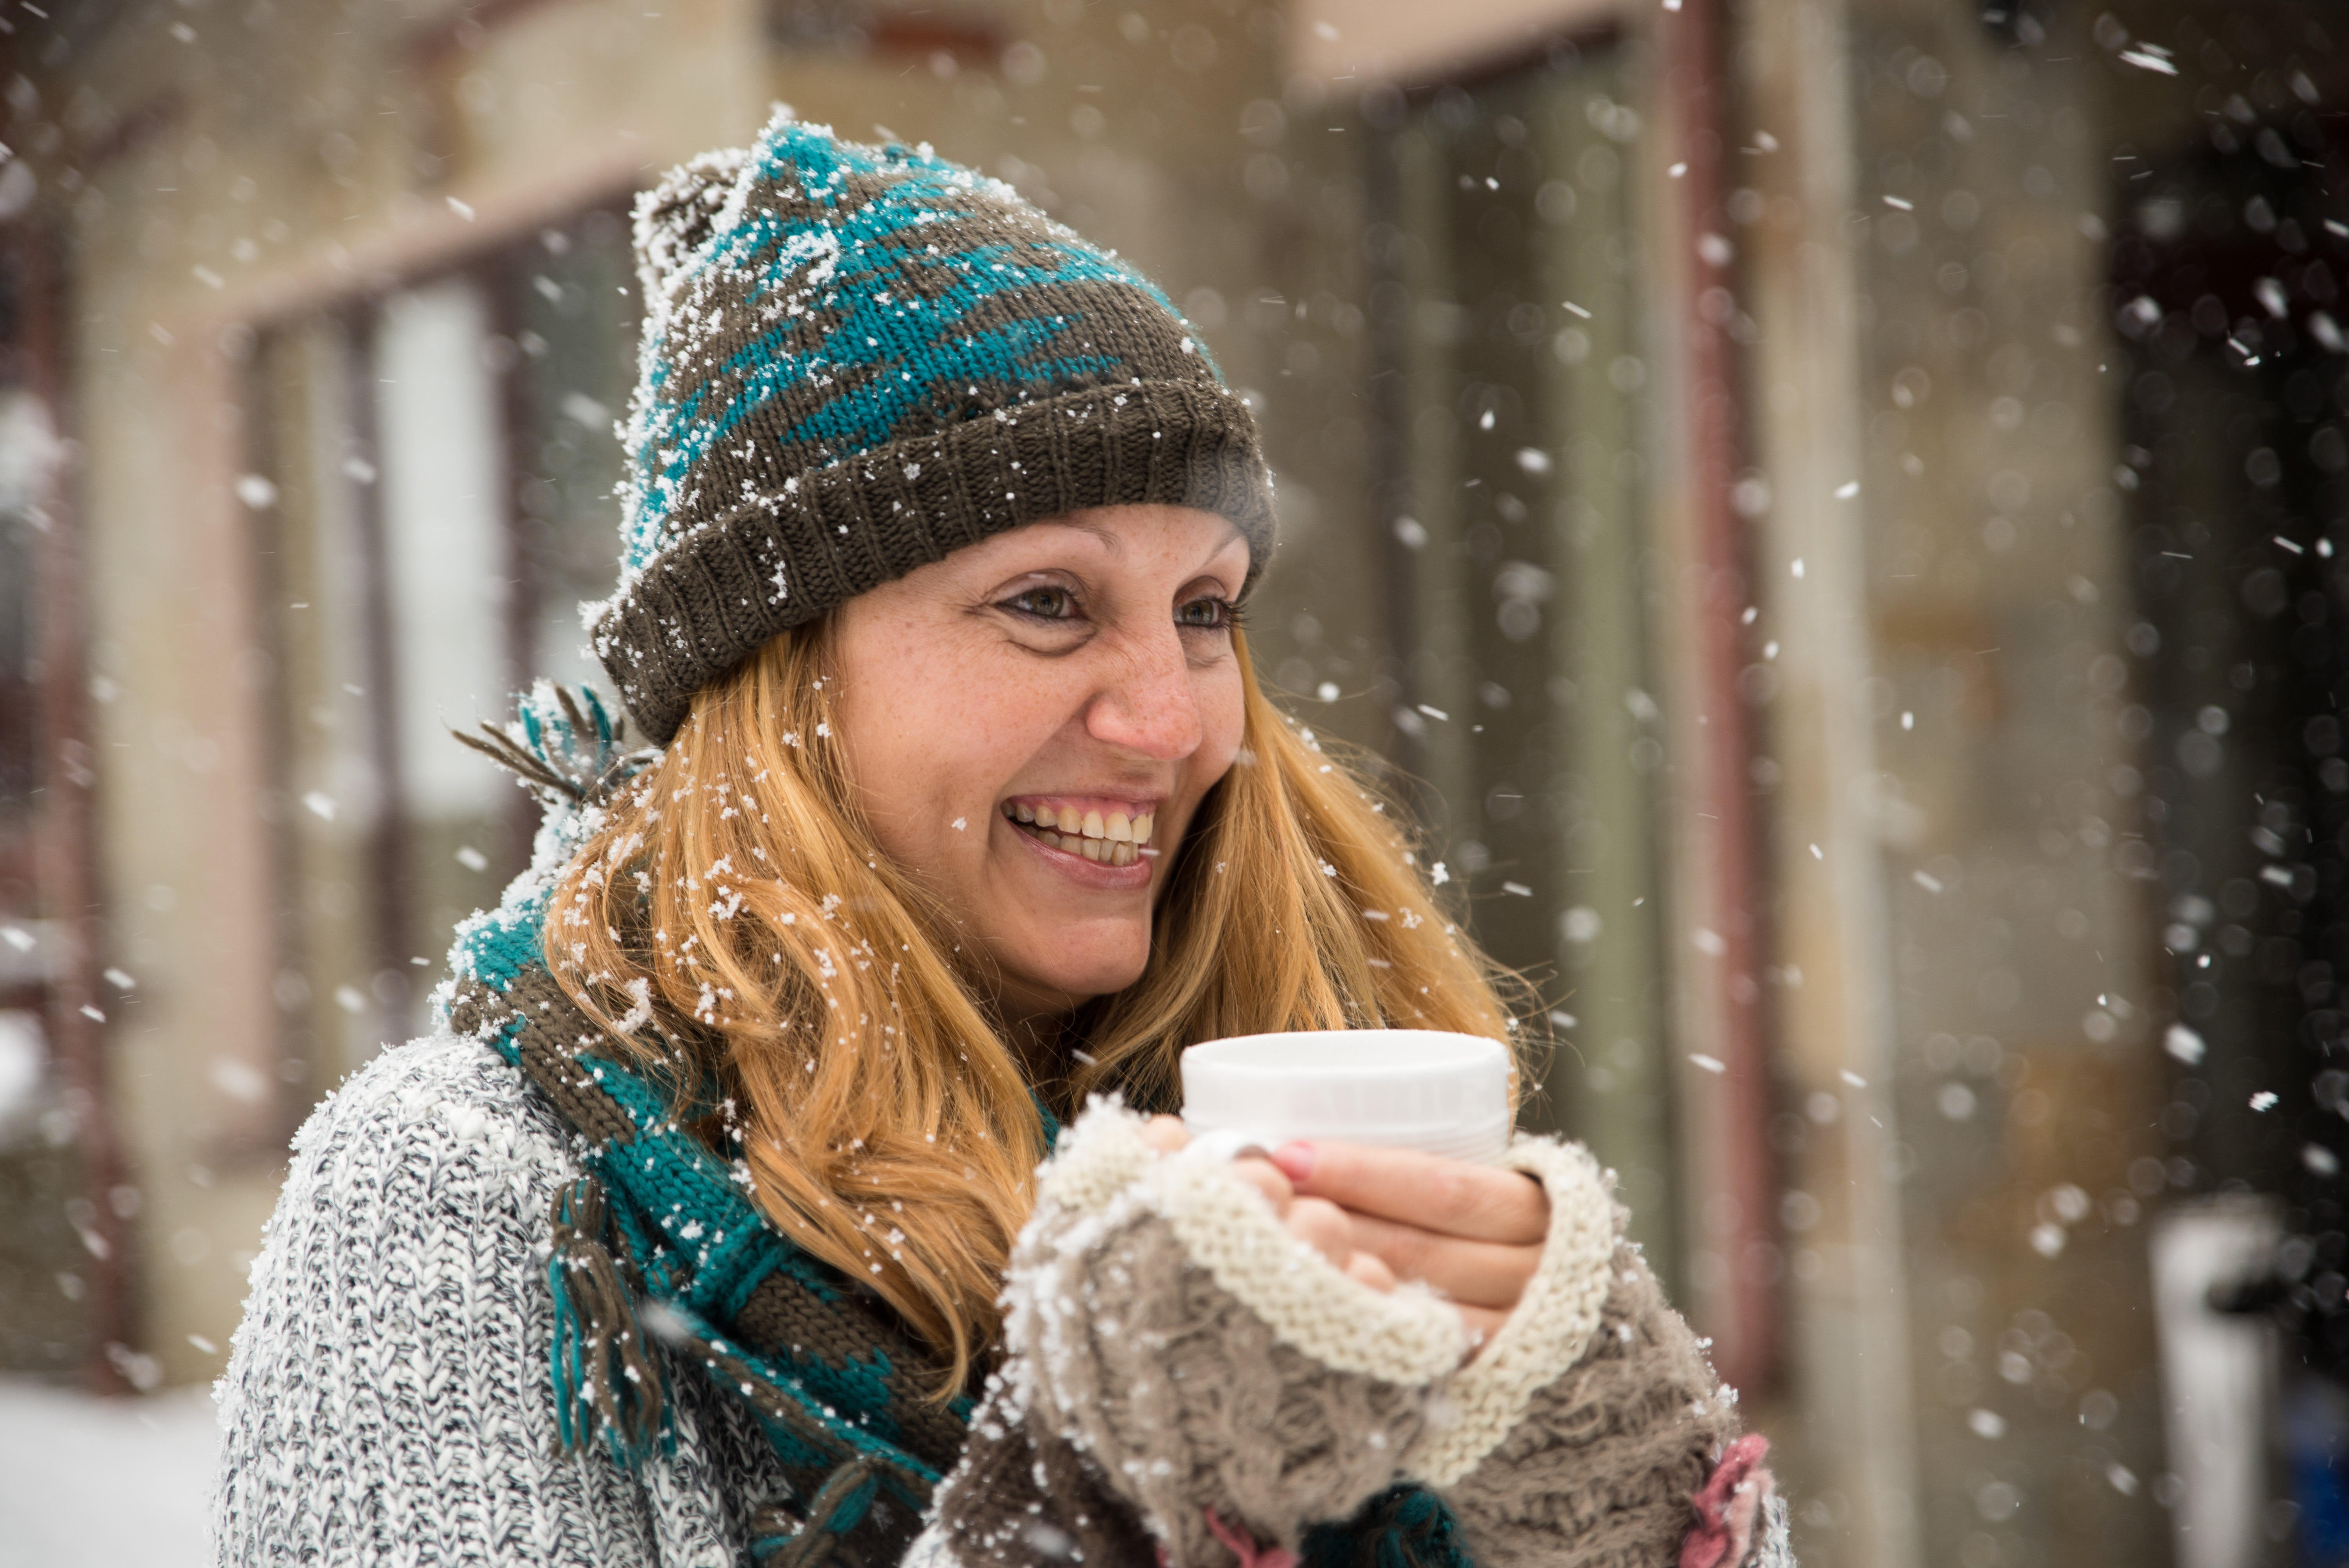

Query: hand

[1139,1117,1550,1354]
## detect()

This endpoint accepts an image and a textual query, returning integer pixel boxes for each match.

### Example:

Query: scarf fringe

[450,681,654,812]
[753,1455,880,1567]
[547,1174,669,1468]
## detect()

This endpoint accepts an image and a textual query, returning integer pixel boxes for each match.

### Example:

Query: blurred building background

[0,0,2343,1564]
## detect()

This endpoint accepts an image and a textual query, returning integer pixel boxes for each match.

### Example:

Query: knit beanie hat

[592,111,1278,745]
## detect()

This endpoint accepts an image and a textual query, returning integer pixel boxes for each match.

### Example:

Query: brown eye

[1005,586,1076,620]
[1176,596,1234,631]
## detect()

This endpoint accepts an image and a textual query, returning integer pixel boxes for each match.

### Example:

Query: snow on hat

[592,110,1277,745]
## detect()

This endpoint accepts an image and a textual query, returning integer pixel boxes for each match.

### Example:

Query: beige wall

[1288,0,1622,88]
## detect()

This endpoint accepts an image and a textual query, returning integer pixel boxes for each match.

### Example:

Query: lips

[1002,797,1157,868]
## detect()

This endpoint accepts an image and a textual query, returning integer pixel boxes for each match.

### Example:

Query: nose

[1083,624,1204,761]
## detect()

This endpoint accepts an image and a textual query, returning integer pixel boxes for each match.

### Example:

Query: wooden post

[1662,0,1780,1397]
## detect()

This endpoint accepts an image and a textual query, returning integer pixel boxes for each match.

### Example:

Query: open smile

[1001,796,1158,869]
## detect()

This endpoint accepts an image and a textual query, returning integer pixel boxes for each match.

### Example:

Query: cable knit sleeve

[209,1035,784,1566]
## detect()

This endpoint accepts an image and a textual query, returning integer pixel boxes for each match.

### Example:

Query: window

[2116,126,2345,1206]
[0,253,85,1377]
[1364,38,1677,1267]
[244,209,636,1078]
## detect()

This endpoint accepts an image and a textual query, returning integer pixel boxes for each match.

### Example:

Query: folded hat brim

[594,377,1275,746]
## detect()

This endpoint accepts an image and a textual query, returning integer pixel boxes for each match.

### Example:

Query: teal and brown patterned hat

[592,111,1277,745]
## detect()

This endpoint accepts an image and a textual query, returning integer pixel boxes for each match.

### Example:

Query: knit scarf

[440,686,1474,1568]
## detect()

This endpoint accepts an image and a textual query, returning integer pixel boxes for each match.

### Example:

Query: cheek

[1199,668,1248,771]
[1170,667,1248,834]
[834,628,1068,854]
[834,624,964,859]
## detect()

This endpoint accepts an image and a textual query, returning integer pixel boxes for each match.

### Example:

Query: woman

[212,116,1789,1568]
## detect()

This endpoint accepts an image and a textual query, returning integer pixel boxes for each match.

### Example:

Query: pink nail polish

[1269,1142,1314,1184]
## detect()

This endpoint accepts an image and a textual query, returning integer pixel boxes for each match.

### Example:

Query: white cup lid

[1180,1029,1513,1164]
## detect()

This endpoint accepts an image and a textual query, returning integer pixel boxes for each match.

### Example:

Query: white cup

[1180,1029,1514,1165]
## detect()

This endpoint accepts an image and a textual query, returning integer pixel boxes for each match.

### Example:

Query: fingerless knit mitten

[928,1103,1757,1568]
[1398,1142,1742,1568]
[933,1103,1466,1565]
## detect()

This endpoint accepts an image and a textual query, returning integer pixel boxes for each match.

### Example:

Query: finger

[1345,1252,1398,1294]
[1344,1211,1541,1309]
[1140,1115,1191,1156]
[1270,1141,1548,1245]
[1456,1303,1510,1359]
[1282,1196,1356,1270]
[1229,1156,1296,1214]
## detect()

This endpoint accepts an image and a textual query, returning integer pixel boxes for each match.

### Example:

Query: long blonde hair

[544,621,1525,1395]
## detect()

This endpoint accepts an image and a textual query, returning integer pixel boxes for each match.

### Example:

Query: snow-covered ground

[0,1378,218,1566]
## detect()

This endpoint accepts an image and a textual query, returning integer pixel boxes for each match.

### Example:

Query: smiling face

[831,504,1251,1027]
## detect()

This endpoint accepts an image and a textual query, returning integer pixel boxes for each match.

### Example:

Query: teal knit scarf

[441,686,1472,1568]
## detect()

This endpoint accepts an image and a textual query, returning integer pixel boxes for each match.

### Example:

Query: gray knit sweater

[211,1032,812,1563]
[213,1034,1791,1566]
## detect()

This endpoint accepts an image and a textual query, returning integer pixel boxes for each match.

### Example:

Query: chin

[1013,934,1151,1006]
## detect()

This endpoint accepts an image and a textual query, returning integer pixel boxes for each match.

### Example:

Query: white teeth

[1009,803,1155,862]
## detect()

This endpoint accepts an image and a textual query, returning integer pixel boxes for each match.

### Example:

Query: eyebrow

[1057,516,1246,570]
[1066,520,1123,554]
[1189,519,1248,570]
